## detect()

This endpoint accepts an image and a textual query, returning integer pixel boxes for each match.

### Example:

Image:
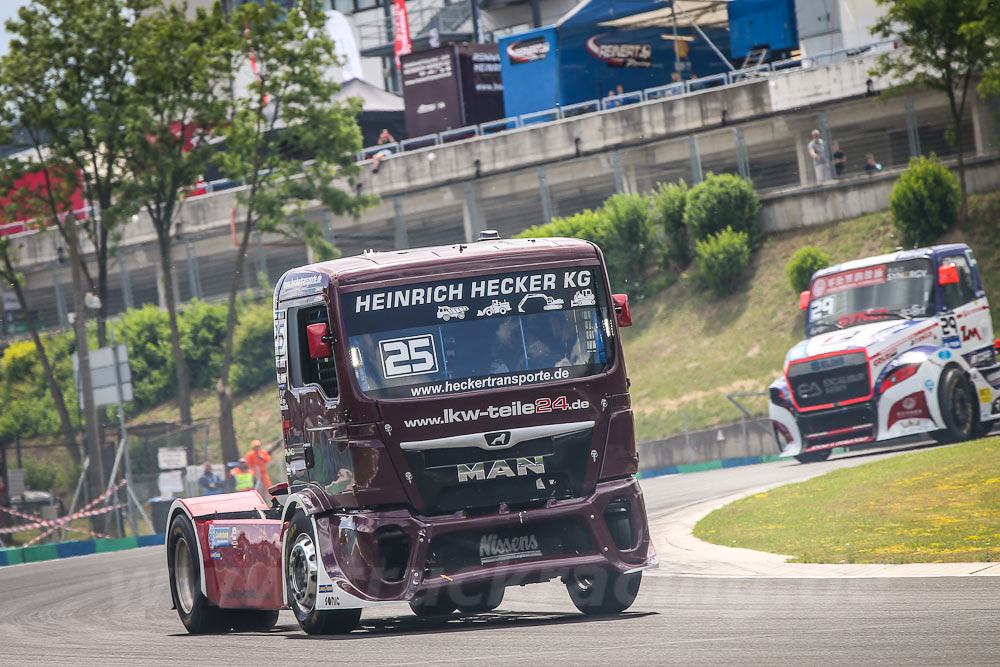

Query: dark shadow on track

[277,610,657,641]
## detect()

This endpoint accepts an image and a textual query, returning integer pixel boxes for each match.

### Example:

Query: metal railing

[355,39,899,162]
[0,39,899,245]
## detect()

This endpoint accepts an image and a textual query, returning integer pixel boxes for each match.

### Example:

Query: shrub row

[517,173,762,297]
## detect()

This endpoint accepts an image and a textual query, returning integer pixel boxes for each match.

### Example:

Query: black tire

[794,449,832,464]
[167,514,228,634]
[453,582,504,614]
[227,609,279,633]
[285,512,362,635]
[937,368,975,443]
[408,589,458,617]
[565,568,641,615]
[972,418,994,440]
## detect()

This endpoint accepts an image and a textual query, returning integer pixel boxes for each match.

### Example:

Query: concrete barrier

[0,533,165,567]
[637,418,782,478]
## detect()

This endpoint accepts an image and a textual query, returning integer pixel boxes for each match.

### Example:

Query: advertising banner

[401,47,462,138]
[456,44,504,128]
[393,0,412,68]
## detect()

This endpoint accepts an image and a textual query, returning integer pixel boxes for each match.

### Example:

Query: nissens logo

[507,36,550,64]
[585,34,651,68]
[480,534,541,564]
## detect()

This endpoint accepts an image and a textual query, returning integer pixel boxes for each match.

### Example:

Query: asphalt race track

[2,443,999,666]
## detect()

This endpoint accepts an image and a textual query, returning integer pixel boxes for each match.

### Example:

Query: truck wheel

[227,609,279,633]
[972,419,994,440]
[408,589,458,617]
[565,568,641,615]
[794,449,832,464]
[285,512,361,635]
[454,582,504,613]
[937,368,975,443]
[167,514,227,634]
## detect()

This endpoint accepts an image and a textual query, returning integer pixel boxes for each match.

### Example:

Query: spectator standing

[808,130,828,183]
[198,463,222,495]
[865,153,883,175]
[832,141,847,178]
[231,459,255,492]
[245,439,272,494]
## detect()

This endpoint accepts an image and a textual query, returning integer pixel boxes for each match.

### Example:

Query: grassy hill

[624,191,1000,442]
[123,192,1000,446]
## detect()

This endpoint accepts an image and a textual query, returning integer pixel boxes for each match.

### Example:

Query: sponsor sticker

[318,584,333,594]
[208,525,231,548]
[210,550,222,560]
[939,349,952,360]
[479,533,542,564]
[979,387,992,404]
[812,265,886,297]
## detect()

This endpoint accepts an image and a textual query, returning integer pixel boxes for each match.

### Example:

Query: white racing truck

[769,243,1000,463]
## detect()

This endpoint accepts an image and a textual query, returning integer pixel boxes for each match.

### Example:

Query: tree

[869,0,998,220]
[0,158,81,466]
[212,0,375,462]
[121,2,232,430]
[0,0,152,498]
[975,0,1000,98]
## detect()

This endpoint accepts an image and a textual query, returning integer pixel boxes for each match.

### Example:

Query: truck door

[284,301,355,498]
[939,252,993,363]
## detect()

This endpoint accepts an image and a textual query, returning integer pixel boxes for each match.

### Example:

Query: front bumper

[313,476,656,604]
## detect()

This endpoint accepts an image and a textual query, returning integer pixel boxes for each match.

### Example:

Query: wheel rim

[174,537,196,615]
[288,533,319,611]
[572,573,595,593]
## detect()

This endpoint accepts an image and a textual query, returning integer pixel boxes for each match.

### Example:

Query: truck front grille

[403,427,592,515]
[787,351,871,410]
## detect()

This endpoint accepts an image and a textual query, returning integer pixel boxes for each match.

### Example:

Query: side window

[289,304,339,399]
[941,255,976,310]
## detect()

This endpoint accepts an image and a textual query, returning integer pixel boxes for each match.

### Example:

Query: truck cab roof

[812,243,972,281]
[276,237,600,298]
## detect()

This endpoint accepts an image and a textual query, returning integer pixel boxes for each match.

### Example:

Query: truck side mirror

[938,263,959,286]
[612,294,632,327]
[306,322,332,359]
[799,290,811,310]
[267,481,288,496]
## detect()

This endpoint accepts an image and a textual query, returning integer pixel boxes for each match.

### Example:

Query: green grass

[623,191,1000,441]
[693,436,1000,563]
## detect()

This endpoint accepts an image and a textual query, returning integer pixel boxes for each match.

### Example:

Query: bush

[515,195,657,295]
[889,154,959,246]
[230,303,276,395]
[1,340,38,384]
[683,173,761,246]
[179,300,228,389]
[119,305,175,409]
[516,208,604,240]
[694,227,752,297]
[593,193,656,293]
[651,180,690,267]
[787,246,831,293]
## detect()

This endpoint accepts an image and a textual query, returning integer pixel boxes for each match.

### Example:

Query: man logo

[902,397,916,410]
[485,431,511,447]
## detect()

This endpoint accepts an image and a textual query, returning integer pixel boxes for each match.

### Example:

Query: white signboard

[157,470,185,497]
[157,447,188,471]
[7,468,25,500]
[2,291,19,312]
[72,344,133,409]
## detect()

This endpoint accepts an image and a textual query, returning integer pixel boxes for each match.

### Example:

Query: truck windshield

[340,266,614,399]
[807,258,935,337]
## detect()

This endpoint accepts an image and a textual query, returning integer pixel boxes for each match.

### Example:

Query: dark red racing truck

[166,235,655,634]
